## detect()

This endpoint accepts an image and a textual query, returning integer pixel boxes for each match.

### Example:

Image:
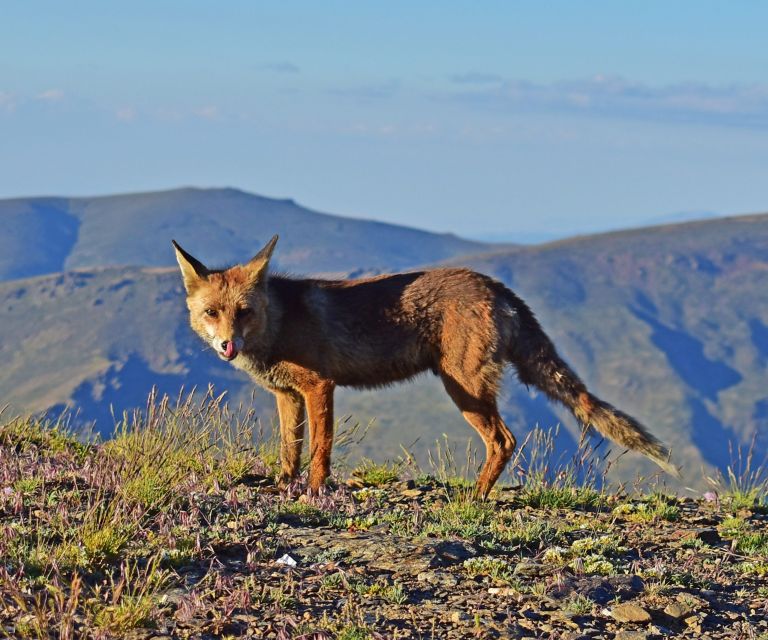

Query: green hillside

[2,212,768,488]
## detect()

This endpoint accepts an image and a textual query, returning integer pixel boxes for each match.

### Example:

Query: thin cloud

[342,121,438,138]
[115,106,137,122]
[36,88,64,102]
[0,92,16,112]
[193,105,219,120]
[450,72,503,85]
[448,75,768,128]
[262,61,300,74]
[329,80,400,101]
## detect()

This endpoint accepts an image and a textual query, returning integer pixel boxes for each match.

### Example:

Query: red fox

[173,235,678,497]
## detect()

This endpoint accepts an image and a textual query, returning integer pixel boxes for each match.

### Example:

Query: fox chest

[234,356,295,392]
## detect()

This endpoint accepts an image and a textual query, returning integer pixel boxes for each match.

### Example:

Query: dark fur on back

[174,238,679,497]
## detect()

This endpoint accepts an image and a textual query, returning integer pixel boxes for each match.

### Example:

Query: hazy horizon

[2,2,767,238]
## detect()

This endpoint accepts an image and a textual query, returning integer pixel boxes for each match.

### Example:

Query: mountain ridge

[0,187,491,281]
[2,189,768,487]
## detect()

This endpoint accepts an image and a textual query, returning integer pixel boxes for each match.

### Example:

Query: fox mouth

[218,340,239,361]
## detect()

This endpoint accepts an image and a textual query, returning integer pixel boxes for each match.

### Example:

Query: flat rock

[417,570,459,588]
[550,574,644,605]
[691,528,721,545]
[425,540,478,567]
[670,527,721,546]
[610,603,652,624]
[615,631,650,640]
[663,602,691,619]
[513,561,550,577]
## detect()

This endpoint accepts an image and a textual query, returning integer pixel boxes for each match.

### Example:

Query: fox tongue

[223,341,236,358]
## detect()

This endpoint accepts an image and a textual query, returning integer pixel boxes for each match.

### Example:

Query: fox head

[172,235,278,362]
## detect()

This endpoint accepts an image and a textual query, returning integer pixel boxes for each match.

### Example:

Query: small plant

[542,546,568,565]
[563,593,594,615]
[422,497,493,540]
[734,532,768,556]
[463,556,516,584]
[706,434,768,512]
[0,413,89,459]
[570,534,624,556]
[737,561,768,577]
[336,626,372,640]
[512,426,609,510]
[88,557,170,634]
[643,578,672,596]
[319,572,345,592]
[351,458,401,487]
[614,494,680,522]
[575,555,616,575]
[12,477,42,496]
[329,513,379,531]
[276,500,329,526]
[381,581,408,605]
[422,434,480,494]
[491,511,562,548]
[719,515,748,535]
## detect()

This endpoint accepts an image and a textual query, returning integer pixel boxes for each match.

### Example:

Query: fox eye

[204,308,218,318]
[236,307,253,319]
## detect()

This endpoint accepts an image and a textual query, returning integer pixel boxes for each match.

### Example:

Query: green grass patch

[422,497,494,540]
[0,414,90,460]
[614,494,680,522]
[734,532,768,556]
[463,556,516,584]
[351,458,401,487]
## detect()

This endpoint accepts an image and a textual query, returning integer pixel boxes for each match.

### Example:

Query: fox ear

[172,240,209,292]
[244,234,278,285]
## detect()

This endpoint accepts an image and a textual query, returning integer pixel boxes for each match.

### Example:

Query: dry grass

[1,391,766,638]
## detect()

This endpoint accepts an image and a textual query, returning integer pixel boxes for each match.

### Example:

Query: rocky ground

[154,483,768,640]
[1,404,767,639]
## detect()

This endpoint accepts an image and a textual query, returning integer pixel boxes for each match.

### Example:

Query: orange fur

[174,236,678,497]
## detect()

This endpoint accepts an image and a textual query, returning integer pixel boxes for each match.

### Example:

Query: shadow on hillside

[0,201,79,280]
[687,397,744,470]
[631,306,741,400]
[629,298,746,469]
[47,326,257,438]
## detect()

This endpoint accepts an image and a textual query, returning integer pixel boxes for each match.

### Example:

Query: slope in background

[1,189,766,488]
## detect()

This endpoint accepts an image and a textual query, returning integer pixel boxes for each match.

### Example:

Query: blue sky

[2,2,768,239]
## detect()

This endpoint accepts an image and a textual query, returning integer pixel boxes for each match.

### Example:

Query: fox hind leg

[440,371,516,499]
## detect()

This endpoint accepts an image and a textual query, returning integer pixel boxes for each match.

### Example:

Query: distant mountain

[468,230,561,245]
[2,192,767,488]
[470,212,722,246]
[0,267,247,431]
[453,214,768,478]
[0,187,489,280]
[643,210,720,226]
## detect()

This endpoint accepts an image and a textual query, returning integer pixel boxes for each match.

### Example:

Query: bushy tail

[506,293,680,478]
[572,394,680,478]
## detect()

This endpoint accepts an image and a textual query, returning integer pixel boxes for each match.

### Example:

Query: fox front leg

[303,381,335,494]
[274,390,306,487]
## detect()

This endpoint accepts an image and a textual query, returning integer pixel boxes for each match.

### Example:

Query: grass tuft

[512,426,609,510]
[706,434,768,512]
[351,458,401,487]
